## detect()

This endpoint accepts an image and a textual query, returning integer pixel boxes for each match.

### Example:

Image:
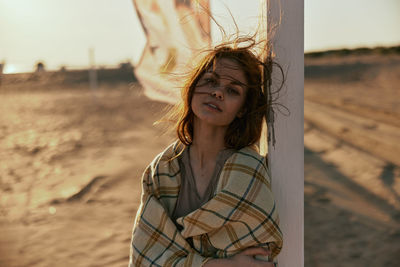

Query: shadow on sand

[305,147,400,267]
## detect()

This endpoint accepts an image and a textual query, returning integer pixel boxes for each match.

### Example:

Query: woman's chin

[195,117,231,128]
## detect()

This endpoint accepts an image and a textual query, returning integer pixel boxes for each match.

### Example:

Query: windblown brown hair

[165,37,284,151]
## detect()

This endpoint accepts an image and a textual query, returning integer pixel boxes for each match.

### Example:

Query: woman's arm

[177,149,283,260]
[130,146,282,266]
[130,164,211,266]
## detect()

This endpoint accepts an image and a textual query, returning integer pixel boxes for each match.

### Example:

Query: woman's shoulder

[154,140,180,159]
[218,145,271,191]
[231,145,267,169]
[146,140,182,173]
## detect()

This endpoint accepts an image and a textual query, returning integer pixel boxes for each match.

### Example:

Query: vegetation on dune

[0,62,137,88]
[305,45,400,58]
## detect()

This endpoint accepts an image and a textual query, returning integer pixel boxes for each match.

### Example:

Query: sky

[305,0,400,52]
[0,0,399,73]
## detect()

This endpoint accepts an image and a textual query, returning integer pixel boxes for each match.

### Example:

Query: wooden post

[267,0,304,266]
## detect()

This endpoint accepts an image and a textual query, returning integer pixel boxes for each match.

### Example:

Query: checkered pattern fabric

[129,142,282,266]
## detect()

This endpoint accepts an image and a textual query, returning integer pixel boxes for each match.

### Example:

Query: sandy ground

[0,82,175,267]
[304,54,400,266]
[0,53,399,267]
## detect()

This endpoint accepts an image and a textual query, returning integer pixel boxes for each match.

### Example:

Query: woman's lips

[204,102,222,112]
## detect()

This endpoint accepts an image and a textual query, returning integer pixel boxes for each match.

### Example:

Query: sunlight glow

[1,0,399,73]
[3,64,18,74]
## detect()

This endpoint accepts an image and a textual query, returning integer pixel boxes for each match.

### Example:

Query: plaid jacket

[129,142,283,266]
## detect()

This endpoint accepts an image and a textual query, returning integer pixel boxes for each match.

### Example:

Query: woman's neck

[191,119,227,168]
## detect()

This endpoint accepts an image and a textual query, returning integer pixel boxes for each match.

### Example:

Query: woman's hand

[203,247,274,267]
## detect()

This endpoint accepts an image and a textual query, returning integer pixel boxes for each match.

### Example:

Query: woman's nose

[211,88,224,100]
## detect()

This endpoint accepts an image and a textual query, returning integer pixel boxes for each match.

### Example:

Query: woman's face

[191,58,247,127]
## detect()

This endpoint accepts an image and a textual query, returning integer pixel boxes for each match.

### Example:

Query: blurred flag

[133,0,211,104]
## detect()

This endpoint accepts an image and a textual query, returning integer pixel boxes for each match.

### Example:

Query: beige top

[171,146,235,227]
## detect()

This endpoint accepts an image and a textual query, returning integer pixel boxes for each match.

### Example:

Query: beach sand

[304,53,400,266]
[0,80,175,266]
[0,53,399,266]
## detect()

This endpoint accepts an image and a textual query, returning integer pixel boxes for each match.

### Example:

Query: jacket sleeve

[129,165,211,267]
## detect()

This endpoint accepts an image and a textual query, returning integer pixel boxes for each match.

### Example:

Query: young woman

[129,43,283,266]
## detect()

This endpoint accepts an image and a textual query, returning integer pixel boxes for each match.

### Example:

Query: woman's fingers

[259,263,274,267]
[240,247,270,257]
[228,247,273,267]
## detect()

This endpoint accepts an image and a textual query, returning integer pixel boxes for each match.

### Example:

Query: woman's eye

[204,77,217,85]
[227,87,239,95]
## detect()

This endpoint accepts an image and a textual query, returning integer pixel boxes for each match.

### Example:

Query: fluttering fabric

[132,0,210,104]
[129,142,283,266]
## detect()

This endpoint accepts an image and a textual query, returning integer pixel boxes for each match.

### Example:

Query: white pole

[267,0,304,266]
